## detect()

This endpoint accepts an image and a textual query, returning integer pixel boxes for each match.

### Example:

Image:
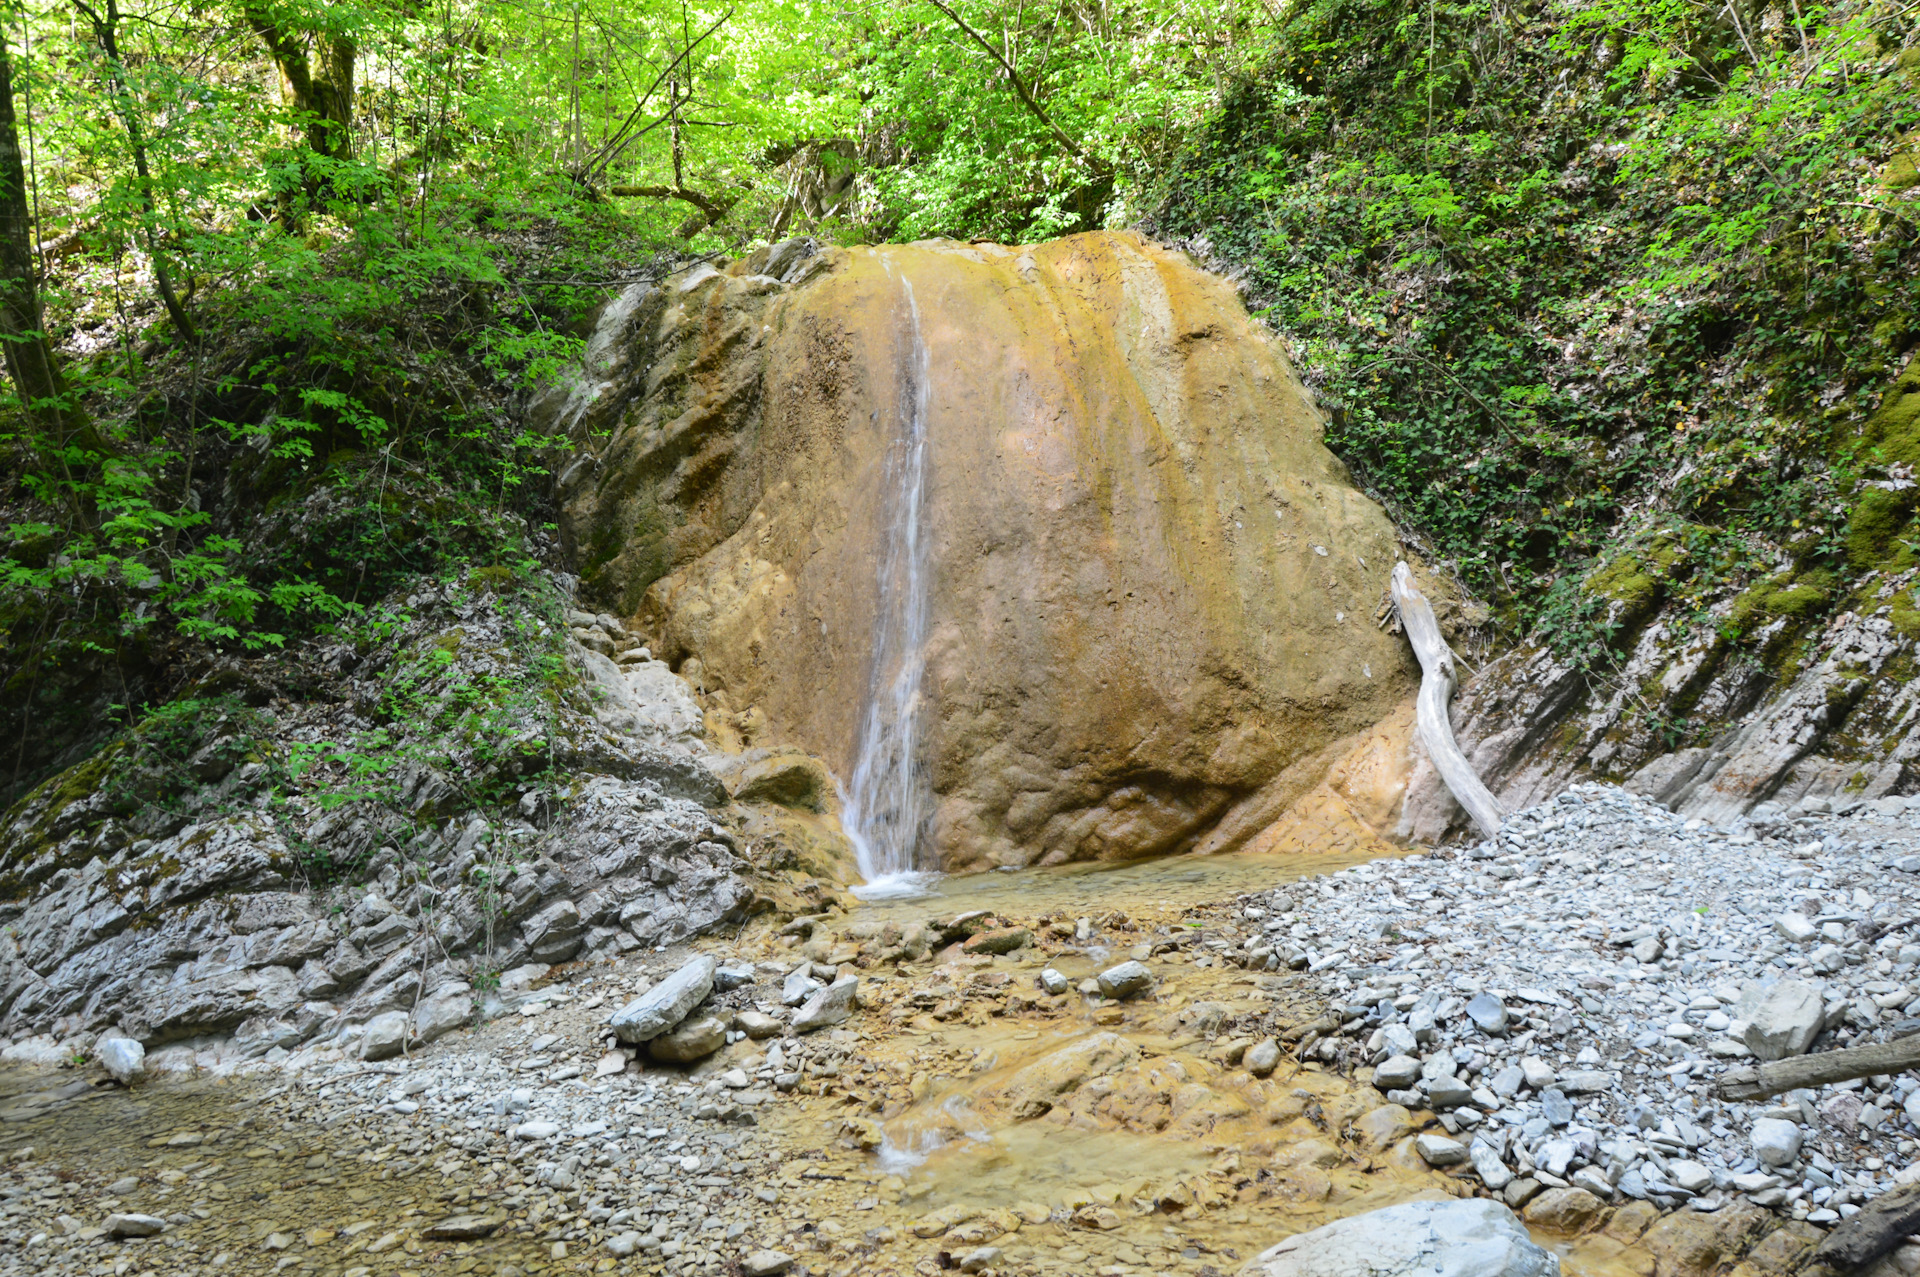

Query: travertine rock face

[558,231,1419,870]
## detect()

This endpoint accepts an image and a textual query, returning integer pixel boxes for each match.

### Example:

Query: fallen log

[1806,1180,1920,1273]
[1717,1031,1920,1102]
[1389,562,1504,839]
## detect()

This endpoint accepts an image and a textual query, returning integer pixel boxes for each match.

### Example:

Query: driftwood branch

[606,183,741,235]
[1717,1031,1920,1102]
[1390,561,1503,839]
[1806,1180,1920,1273]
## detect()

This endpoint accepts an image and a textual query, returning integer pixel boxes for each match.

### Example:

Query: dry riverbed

[4,793,1920,1277]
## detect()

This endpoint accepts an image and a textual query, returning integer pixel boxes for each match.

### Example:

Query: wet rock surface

[12,783,1920,1277]
[555,231,1424,871]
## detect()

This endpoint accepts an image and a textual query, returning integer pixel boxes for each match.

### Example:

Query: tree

[70,0,198,344]
[242,0,357,163]
[0,14,88,447]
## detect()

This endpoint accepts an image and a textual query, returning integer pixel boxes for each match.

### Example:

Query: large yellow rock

[560,231,1418,870]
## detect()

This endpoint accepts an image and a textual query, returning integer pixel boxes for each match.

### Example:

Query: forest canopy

[0,0,1917,797]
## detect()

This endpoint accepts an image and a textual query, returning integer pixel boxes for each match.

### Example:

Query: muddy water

[0,849,1651,1277]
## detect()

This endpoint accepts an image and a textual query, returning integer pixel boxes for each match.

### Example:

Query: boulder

[1522,1187,1606,1233]
[566,232,1417,872]
[1238,1198,1557,1276]
[96,1035,145,1085]
[609,955,717,1043]
[1096,961,1153,999]
[1738,978,1824,1060]
[646,1014,728,1063]
[360,1011,410,1062]
[792,975,859,1033]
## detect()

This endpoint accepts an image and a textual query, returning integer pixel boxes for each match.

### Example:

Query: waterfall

[843,262,939,898]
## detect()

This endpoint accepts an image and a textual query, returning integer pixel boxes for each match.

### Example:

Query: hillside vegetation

[2,0,1916,806]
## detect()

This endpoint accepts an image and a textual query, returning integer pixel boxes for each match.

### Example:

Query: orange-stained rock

[1522,1187,1608,1234]
[556,231,1421,870]
[1639,1201,1775,1277]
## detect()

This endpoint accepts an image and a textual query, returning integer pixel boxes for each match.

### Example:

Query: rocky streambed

[6,784,1920,1277]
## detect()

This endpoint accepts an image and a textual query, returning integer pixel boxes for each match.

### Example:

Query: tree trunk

[244,4,356,162]
[71,0,198,344]
[0,24,92,447]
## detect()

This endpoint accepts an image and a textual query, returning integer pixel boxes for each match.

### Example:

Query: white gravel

[1253,782,1920,1228]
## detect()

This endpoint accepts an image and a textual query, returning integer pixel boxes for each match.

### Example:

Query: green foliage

[1155,0,1920,659]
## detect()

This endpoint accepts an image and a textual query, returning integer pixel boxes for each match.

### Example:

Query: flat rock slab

[1239,1198,1557,1277]
[104,1213,166,1239]
[421,1214,505,1240]
[609,955,716,1043]
[793,976,858,1033]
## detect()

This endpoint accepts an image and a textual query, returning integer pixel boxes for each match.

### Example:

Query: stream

[0,850,1658,1277]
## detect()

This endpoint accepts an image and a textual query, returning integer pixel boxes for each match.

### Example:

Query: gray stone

[1751,1117,1802,1167]
[1245,1039,1281,1078]
[1039,968,1069,995]
[1630,936,1664,964]
[1560,1070,1611,1094]
[792,975,859,1032]
[1668,1160,1713,1193]
[604,1232,640,1257]
[647,1013,727,1063]
[1774,912,1817,943]
[714,960,756,991]
[514,1120,560,1140]
[1374,1054,1422,1090]
[1382,1023,1419,1057]
[361,1010,410,1061]
[1540,1088,1573,1127]
[1519,1057,1554,1090]
[741,1250,795,1277]
[1570,1167,1615,1201]
[1426,1077,1474,1109]
[104,1213,167,1238]
[1240,1198,1556,1277]
[781,968,823,1007]
[734,1009,783,1039]
[610,956,717,1043]
[1739,978,1825,1061]
[1470,1138,1514,1189]
[1096,960,1153,999]
[423,1215,506,1240]
[97,1035,145,1085]
[1464,992,1509,1034]
[1415,1133,1470,1166]
[1490,1064,1524,1097]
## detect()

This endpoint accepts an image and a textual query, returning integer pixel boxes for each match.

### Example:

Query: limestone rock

[561,232,1418,871]
[1521,1187,1606,1233]
[421,1215,504,1240]
[646,1014,728,1063]
[741,1250,795,1276]
[1096,961,1152,999]
[96,1035,144,1085]
[1738,978,1825,1060]
[361,1011,410,1061]
[609,955,716,1044]
[992,1032,1139,1120]
[792,975,858,1033]
[1238,1198,1557,1277]
[104,1213,166,1238]
[1355,1105,1413,1153]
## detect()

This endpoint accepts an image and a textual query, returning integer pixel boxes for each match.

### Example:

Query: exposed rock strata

[0,580,847,1063]
[1405,584,1920,840]
[553,230,1422,869]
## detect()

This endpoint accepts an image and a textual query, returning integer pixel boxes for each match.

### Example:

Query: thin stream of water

[845,258,938,899]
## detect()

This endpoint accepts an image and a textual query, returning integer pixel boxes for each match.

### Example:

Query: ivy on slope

[1155,0,1920,670]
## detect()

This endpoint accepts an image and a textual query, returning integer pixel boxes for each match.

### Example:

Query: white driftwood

[1391,561,1504,839]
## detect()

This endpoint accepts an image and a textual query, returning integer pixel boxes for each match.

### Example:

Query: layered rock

[554,231,1421,870]
[0,579,847,1065]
